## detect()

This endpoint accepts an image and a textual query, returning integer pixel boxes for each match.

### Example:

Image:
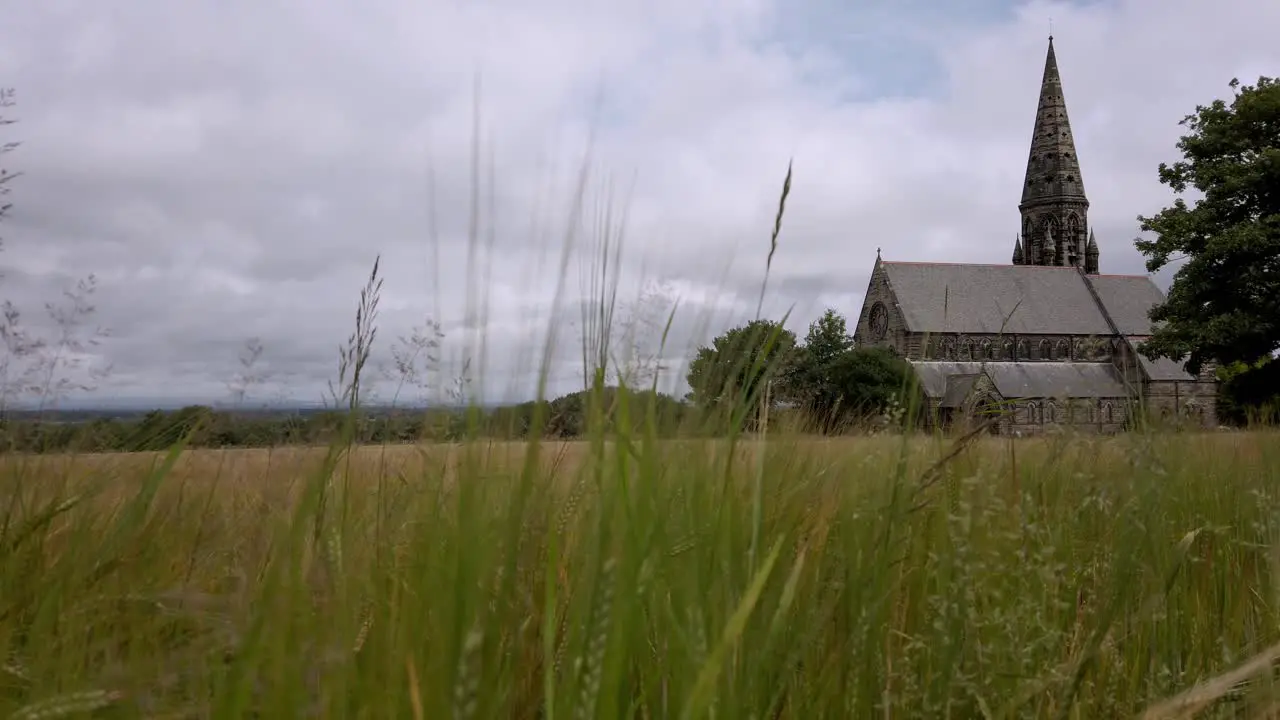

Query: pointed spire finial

[1019,30,1088,215]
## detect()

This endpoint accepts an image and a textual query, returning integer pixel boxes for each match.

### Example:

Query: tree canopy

[780,309,917,432]
[687,309,917,433]
[1135,76,1280,374]
[685,319,797,413]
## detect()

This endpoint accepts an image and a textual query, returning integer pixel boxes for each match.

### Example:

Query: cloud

[0,0,1276,407]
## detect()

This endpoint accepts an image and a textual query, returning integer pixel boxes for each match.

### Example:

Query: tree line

[0,389,680,453]
[0,306,919,452]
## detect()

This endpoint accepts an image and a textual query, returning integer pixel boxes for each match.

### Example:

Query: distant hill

[1,404,458,425]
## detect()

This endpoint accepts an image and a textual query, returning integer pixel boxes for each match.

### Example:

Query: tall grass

[3,430,1280,718]
[2,114,1279,720]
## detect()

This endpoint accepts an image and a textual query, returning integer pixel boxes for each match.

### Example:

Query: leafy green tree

[782,309,854,430]
[827,347,918,425]
[685,319,797,422]
[1135,76,1280,375]
[778,309,920,433]
[791,324,914,432]
[1216,356,1280,426]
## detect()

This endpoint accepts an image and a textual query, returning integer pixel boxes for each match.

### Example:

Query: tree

[824,347,918,425]
[1134,76,1280,375]
[685,319,797,422]
[1215,356,1280,426]
[781,308,854,427]
[782,309,918,433]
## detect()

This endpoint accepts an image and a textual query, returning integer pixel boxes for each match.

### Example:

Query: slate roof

[940,374,981,408]
[881,262,1171,339]
[882,263,1111,334]
[910,361,1129,399]
[1086,275,1167,335]
[1124,336,1196,381]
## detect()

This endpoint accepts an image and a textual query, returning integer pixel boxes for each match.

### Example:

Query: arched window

[980,338,993,360]
[1027,401,1040,424]
[1046,401,1058,423]
[1002,340,1015,360]
[1016,339,1028,360]
[1103,401,1114,424]
[1088,338,1104,360]
[1181,401,1202,421]
[1038,339,1052,360]
[942,337,956,359]
[1067,214,1081,257]
[958,338,972,360]
[1054,339,1070,360]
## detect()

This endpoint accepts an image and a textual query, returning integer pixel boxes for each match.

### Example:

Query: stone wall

[917,333,1115,363]
[1005,397,1130,434]
[853,263,911,354]
[919,386,1132,436]
[1142,378,1219,429]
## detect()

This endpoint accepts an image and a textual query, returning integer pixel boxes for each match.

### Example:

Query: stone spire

[1018,36,1094,271]
[1012,234,1024,264]
[1085,227,1099,274]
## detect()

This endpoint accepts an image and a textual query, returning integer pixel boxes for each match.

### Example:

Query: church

[851,37,1219,434]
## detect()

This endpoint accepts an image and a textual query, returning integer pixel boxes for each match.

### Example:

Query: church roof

[939,374,981,407]
[1087,275,1166,335]
[911,361,1129,399]
[1126,338,1197,381]
[882,262,1094,334]
[879,261,1172,339]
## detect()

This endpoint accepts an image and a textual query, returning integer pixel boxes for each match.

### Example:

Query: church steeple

[1018,36,1096,272]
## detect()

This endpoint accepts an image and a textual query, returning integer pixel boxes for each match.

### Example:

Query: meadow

[3,426,1280,719]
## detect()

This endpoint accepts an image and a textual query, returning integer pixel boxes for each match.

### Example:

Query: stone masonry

[851,37,1218,434]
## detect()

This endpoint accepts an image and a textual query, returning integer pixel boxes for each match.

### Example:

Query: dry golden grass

[2,429,1279,717]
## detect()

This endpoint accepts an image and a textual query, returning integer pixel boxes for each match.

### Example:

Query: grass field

[2,428,1280,718]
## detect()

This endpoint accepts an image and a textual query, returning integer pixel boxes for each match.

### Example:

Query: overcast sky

[1,0,1276,408]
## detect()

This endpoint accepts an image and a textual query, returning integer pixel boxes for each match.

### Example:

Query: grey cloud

[0,0,1276,406]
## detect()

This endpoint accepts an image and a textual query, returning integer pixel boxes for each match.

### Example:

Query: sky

[0,0,1276,409]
